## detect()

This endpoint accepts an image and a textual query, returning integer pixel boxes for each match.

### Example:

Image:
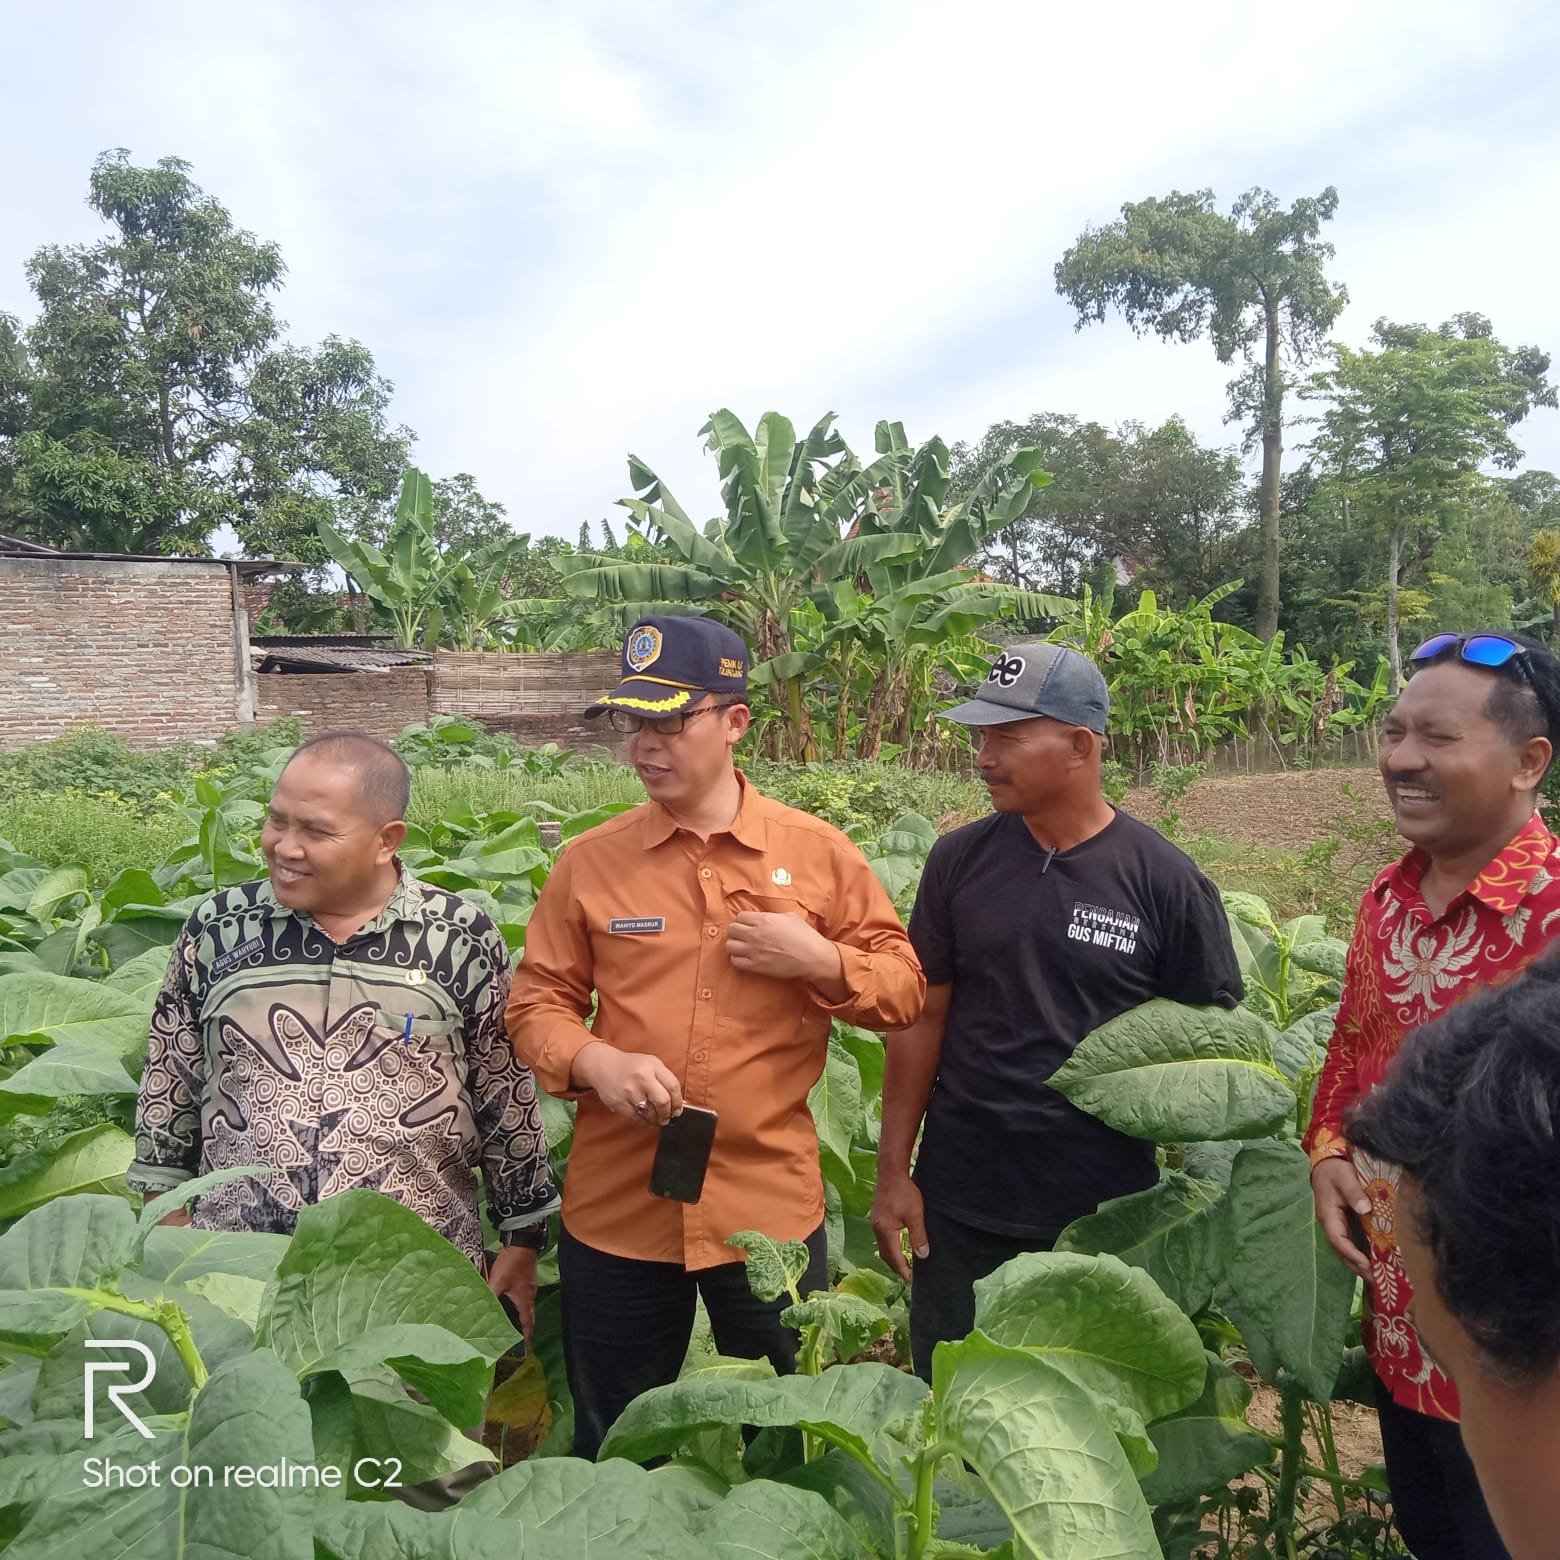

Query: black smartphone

[649,1106,718,1203]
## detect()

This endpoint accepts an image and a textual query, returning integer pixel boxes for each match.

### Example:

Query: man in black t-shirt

[871,641,1243,1378]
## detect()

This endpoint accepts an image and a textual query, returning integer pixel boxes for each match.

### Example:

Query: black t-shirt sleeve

[1158,870,1244,1008]
[908,836,957,986]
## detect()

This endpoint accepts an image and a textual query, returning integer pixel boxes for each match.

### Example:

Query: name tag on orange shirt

[608,917,666,935]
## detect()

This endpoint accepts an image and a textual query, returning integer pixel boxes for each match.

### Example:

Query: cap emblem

[626,625,663,672]
[988,653,1026,688]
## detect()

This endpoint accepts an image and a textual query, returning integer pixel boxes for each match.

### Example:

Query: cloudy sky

[4,0,1558,543]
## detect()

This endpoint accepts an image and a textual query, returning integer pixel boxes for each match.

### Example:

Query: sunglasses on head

[1409,633,1531,676]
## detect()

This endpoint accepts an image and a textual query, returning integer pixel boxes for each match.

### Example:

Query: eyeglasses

[605,702,740,736]
[1409,633,1532,681]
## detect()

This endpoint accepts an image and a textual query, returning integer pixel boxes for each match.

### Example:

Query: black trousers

[908,1200,1048,1382]
[1374,1377,1510,1560]
[558,1221,828,1461]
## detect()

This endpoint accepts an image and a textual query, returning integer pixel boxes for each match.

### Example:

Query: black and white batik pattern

[128,872,557,1262]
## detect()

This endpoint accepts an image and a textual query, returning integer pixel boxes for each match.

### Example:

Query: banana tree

[810,422,1071,759]
[559,412,1062,760]
[554,413,1004,760]
[318,469,456,649]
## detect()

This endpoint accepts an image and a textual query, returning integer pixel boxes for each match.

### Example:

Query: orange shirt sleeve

[1302,901,1371,1165]
[807,842,925,1030]
[506,844,598,1098]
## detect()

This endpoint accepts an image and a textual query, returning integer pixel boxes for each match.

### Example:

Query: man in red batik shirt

[1307,630,1560,1560]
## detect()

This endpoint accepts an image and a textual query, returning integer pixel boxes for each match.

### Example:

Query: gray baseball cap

[939,642,1109,733]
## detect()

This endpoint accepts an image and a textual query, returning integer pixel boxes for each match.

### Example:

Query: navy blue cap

[939,641,1109,733]
[584,615,750,718]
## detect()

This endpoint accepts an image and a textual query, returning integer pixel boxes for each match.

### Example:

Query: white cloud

[3,0,1557,539]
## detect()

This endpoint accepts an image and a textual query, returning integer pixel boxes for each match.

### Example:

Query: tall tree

[951,413,1244,604]
[1055,187,1347,641]
[950,414,1120,593]
[345,470,513,554]
[1306,313,1556,690]
[1,151,411,556]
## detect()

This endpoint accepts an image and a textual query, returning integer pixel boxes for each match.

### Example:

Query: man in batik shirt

[128,732,558,1341]
[1307,631,1560,1560]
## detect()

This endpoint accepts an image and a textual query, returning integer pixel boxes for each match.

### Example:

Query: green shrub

[406,765,645,827]
[0,727,193,814]
[742,759,986,832]
[200,716,305,773]
[0,789,187,885]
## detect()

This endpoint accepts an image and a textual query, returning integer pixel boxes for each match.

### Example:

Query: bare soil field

[1122,766,1391,851]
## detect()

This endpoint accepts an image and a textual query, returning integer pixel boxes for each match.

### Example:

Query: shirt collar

[254,859,426,928]
[1380,812,1556,917]
[640,769,767,853]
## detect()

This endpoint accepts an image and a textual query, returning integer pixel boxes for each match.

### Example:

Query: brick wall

[431,649,626,756]
[255,669,432,741]
[0,558,240,749]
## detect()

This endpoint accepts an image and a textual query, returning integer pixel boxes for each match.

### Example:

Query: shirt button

[700,867,713,880]
[700,987,713,1000]
[693,1050,708,1061]
[705,925,719,939]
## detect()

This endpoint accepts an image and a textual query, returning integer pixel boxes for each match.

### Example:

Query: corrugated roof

[251,641,432,673]
[0,534,298,575]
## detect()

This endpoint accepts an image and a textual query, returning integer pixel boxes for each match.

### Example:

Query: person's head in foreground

[583,615,751,816]
[1381,630,1560,859]
[938,641,1110,817]
[1349,957,1560,1560]
[261,732,410,919]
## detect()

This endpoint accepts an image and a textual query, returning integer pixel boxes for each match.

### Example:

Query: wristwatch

[500,1221,549,1253]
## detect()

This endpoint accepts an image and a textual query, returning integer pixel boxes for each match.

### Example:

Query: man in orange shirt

[508,615,924,1459]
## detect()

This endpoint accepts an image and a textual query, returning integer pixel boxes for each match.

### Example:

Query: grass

[406,766,646,827]
[1182,833,1388,932]
[0,791,188,886]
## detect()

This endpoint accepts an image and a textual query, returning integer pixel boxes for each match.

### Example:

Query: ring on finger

[634,1100,649,1118]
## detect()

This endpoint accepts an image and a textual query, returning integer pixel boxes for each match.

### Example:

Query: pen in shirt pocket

[401,1013,414,1046]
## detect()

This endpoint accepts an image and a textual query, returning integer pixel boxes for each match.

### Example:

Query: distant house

[0,535,297,749]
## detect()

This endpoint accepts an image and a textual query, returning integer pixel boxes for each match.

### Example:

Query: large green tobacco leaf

[1140,1353,1272,1506]
[138,1225,292,1286]
[696,1479,865,1558]
[1221,1140,1355,1402]
[0,970,150,1052]
[91,904,188,967]
[463,1454,657,1531]
[321,1457,825,1559]
[308,1369,491,1489]
[316,1504,649,1560]
[777,1449,898,1556]
[933,1333,1160,1557]
[1055,1173,1226,1316]
[29,1293,250,1425]
[1051,999,1294,1141]
[972,1252,1206,1430]
[1271,1007,1336,1086]
[807,1037,863,1191]
[0,1193,137,1340]
[258,1190,514,1428]
[99,944,177,1000]
[23,868,88,922]
[599,1360,927,1470]
[8,1349,318,1560]
[0,1125,136,1221]
[0,1040,138,1107]
[1291,937,1347,983]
